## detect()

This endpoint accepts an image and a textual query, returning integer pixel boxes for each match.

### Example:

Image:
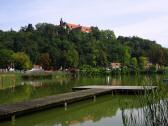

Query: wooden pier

[73,85,157,91]
[0,85,157,121]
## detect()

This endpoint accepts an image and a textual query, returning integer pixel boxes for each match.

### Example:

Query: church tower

[60,18,64,26]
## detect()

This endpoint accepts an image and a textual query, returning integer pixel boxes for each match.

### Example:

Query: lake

[0,74,167,126]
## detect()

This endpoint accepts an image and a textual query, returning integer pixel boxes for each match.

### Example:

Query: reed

[121,83,168,126]
[22,73,52,80]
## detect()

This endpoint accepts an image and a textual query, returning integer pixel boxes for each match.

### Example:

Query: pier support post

[64,102,67,107]
[93,95,96,102]
[11,115,15,125]
[1,76,3,89]
[111,91,114,96]
[64,102,67,111]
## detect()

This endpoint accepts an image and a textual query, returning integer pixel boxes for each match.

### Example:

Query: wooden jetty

[73,85,157,94]
[73,85,157,90]
[0,85,157,121]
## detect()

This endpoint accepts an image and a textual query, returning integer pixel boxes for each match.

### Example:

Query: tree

[122,46,131,66]
[20,24,34,32]
[26,24,34,32]
[130,57,138,67]
[101,30,116,40]
[0,22,168,71]
[38,53,51,70]
[0,49,14,70]
[91,27,101,40]
[66,49,79,67]
[139,56,148,70]
[97,50,108,67]
[13,52,32,71]
[150,45,164,65]
[130,57,138,72]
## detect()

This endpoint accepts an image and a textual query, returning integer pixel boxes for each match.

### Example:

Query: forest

[0,23,168,72]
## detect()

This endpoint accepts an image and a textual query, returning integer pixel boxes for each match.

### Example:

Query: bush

[80,65,108,76]
[22,73,52,80]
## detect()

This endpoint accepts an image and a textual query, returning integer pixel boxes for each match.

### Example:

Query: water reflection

[0,75,166,105]
[0,95,144,126]
[122,99,168,126]
[0,74,167,126]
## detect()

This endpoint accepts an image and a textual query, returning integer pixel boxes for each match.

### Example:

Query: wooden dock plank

[0,88,111,121]
[0,85,157,121]
[72,85,157,91]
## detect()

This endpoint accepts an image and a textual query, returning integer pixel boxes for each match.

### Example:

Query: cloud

[113,15,168,47]
[0,0,168,47]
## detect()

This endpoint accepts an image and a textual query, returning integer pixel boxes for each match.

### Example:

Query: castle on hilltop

[59,18,92,33]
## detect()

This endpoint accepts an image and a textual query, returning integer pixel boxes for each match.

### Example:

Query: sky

[0,0,168,47]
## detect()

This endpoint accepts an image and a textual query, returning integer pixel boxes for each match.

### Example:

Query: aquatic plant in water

[121,85,168,126]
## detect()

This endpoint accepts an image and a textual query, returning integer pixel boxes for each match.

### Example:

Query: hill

[0,22,168,71]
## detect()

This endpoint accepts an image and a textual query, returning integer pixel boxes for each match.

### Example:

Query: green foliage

[130,57,138,73]
[38,53,51,70]
[22,73,52,80]
[139,56,148,70]
[148,65,157,73]
[0,23,168,72]
[0,49,14,70]
[80,65,107,76]
[13,52,32,71]
[66,49,79,67]
[122,46,131,66]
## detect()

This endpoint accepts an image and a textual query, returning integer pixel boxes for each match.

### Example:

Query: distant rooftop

[60,19,92,33]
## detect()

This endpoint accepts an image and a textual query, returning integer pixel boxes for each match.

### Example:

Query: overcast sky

[0,0,168,47]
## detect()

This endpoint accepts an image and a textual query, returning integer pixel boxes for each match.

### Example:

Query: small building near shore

[33,65,43,70]
[111,62,121,69]
[27,65,43,73]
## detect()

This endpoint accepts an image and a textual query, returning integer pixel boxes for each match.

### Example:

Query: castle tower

[60,18,64,26]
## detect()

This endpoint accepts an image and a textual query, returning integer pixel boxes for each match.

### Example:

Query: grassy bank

[22,73,53,80]
[79,65,168,76]
[0,71,69,89]
[22,71,69,80]
[0,73,21,89]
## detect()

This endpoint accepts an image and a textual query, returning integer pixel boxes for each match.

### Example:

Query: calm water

[0,74,167,126]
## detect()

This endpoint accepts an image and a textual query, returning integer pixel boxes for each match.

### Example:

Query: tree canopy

[0,23,168,70]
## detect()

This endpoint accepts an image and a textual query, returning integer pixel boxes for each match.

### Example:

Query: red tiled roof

[81,26,92,33]
[67,23,81,29]
[66,23,92,33]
